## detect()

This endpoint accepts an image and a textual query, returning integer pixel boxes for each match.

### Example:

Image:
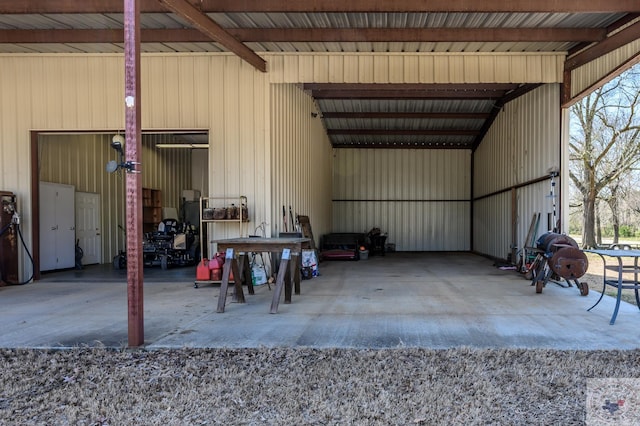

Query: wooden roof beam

[332,143,471,149]
[312,90,508,100]
[321,112,491,119]
[565,19,640,71]
[1,0,639,14]
[156,0,266,72]
[328,129,480,136]
[202,0,640,13]
[230,28,605,43]
[0,27,605,44]
[304,83,521,91]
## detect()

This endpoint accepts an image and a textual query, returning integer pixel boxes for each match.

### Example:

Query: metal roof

[0,1,638,149]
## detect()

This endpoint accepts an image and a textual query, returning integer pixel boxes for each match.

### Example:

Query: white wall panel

[270,84,333,244]
[473,84,561,259]
[333,149,470,251]
[571,38,640,99]
[268,53,565,84]
[0,53,334,279]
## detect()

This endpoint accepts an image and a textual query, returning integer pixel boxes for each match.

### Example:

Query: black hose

[0,223,34,285]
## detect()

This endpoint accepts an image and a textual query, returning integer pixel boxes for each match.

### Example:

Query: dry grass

[2,347,640,425]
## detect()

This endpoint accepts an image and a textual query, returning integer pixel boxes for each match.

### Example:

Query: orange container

[196,259,210,281]
[209,255,222,281]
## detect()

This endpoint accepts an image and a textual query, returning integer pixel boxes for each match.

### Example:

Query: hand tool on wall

[289,206,296,232]
[282,205,288,233]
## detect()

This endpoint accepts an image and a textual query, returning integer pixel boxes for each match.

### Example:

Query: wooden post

[124,0,144,347]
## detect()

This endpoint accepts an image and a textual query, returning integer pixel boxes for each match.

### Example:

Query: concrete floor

[1,252,639,350]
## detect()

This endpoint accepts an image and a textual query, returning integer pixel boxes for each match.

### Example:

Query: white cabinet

[40,182,76,271]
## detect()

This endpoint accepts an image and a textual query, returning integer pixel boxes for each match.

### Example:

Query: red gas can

[209,254,223,281]
[196,259,210,281]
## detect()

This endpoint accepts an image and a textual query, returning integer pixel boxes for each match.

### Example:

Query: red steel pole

[124,0,144,347]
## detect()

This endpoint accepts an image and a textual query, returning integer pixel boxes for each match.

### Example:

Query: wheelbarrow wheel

[579,282,589,296]
[535,279,543,294]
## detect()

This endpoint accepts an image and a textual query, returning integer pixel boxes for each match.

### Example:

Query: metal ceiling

[0,1,638,149]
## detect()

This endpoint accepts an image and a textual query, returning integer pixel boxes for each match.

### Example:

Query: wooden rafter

[0,27,606,44]
[306,83,520,100]
[321,112,491,119]
[327,129,480,136]
[331,143,471,149]
[156,0,266,72]
[304,83,520,91]
[312,91,508,100]
[565,19,640,71]
[1,0,638,13]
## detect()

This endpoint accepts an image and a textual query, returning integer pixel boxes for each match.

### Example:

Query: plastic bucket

[359,249,369,260]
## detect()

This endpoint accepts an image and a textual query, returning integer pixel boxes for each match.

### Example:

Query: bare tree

[569,67,640,248]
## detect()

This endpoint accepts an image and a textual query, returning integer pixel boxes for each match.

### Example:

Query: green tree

[569,67,640,248]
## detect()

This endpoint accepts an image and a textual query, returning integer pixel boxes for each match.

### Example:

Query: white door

[75,192,101,265]
[40,182,76,271]
[56,185,76,269]
[39,183,58,271]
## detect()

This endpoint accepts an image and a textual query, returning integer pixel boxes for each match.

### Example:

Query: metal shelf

[199,196,248,261]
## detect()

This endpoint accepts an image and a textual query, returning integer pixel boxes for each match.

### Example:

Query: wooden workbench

[213,237,312,313]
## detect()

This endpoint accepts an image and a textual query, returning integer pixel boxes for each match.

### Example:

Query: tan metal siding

[473,84,560,259]
[0,54,294,279]
[270,84,333,243]
[571,38,640,98]
[268,53,565,84]
[333,149,470,251]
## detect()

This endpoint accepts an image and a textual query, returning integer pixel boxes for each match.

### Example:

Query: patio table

[585,249,640,324]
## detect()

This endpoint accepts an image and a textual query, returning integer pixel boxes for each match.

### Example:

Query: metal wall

[0,51,569,278]
[332,149,471,251]
[267,52,564,84]
[0,54,335,279]
[38,134,192,263]
[473,84,561,259]
[571,37,640,99]
[270,84,334,242]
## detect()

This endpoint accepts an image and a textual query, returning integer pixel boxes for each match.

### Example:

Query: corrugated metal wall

[0,54,335,278]
[270,84,333,242]
[473,84,561,259]
[38,134,192,262]
[332,149,470,251]
[267,53,564,84]
[0,51,575,278]
[571,38,640,99]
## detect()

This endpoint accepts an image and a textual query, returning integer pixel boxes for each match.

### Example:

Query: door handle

[51,225,58,230]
